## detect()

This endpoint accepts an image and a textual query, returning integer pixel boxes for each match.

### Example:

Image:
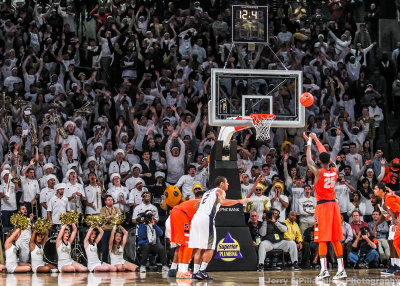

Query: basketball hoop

[235,114,275,141]
[250,114,275,141]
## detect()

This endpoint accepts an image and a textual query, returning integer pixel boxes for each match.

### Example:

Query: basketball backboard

[209,68,305,128]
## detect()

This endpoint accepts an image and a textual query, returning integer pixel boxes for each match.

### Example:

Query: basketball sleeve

[386,196,400,214]
[316,141,327,154]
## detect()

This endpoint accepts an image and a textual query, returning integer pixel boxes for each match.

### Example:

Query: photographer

[349,226,379,268]
[257,208,301,271]
[137,211,169,273]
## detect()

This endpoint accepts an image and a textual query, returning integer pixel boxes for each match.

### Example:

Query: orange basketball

[300,92,314,107]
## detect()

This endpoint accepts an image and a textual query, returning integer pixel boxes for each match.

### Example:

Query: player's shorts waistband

[317,199,336,205]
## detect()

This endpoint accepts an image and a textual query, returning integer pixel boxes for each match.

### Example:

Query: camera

[138,211,154,224]
[360,227,368,236]
[264,209,280,221]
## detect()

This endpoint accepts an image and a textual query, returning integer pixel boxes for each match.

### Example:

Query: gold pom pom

[85,215,105,227]
[33,218,52,234]
[10,213,31,230]
[60,210,80,225]
[111,213,126,226]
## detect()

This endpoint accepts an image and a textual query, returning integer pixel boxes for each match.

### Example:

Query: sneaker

[333,270,347,280]
[291,262,302,271]
[140,266,146,273]
[257,263,264,272]
[316,269,330,281]
[359,263,368,269]
[195,270,213,280]
[176,271,192,279]
[168,268,177,277]
[381,264,399,275]
[162,265,170,272]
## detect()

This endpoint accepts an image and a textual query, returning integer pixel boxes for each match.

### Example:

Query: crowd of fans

[0,0,399,272]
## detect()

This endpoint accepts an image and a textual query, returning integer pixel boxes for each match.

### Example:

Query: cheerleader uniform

[5,244,18,273]
[31,244,46,272]
[57,241,74,271]
[109,246,125,265]
[85,242,102,272]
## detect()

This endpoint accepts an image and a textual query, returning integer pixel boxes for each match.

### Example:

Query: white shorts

[389,225,397,240]
[6,262,17,273]
[188,213,216,250]
[88,262,102,272]
[58,259,74,272]
[32,262,46,273]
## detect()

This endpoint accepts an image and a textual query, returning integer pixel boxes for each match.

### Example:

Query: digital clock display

[232,5,269,44]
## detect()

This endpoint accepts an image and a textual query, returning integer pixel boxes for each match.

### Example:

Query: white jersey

[195,188,221,219]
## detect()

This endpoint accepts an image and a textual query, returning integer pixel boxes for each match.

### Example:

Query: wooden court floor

[0,269,398,285]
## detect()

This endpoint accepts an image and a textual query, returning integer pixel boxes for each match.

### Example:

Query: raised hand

[303,132,310,142]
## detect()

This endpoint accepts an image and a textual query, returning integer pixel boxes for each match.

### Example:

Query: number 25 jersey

[314,168,337,202]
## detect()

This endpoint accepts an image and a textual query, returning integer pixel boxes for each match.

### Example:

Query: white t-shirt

[60,135,84,160]
[84,184,102,215]
[39,187,56,217]
[47,195,68,224]
[335,184,351,213]
[0,182,17,211]
[268,190,289,222]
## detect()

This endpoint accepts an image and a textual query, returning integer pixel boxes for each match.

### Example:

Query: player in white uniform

[84,227,117,272]
[189,176,249,280]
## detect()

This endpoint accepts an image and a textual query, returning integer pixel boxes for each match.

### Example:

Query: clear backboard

[209,68,305,128]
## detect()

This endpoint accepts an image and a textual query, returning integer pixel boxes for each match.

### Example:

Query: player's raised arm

[303,132,320,178]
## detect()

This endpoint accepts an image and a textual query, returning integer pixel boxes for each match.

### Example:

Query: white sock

[320,258,327,271]
[337,258,344,272]
[181,263,188,273]
[396,258,400,266]
[171,262,178,270]
[391,258,396,266]
[200,262,208,271]
[194,264,200,273]
[177,263,183,272]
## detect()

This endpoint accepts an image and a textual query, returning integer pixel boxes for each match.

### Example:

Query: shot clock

[232,5,269,44]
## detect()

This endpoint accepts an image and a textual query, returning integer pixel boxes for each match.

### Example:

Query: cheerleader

[84,226,117,272]
[108,225,138,271]
[56,224,88,272]
[29,230,58,272]
[4,228,31,273]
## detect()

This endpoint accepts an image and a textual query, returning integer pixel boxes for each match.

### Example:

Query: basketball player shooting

[188,176,250,280]
[303,132,346,280]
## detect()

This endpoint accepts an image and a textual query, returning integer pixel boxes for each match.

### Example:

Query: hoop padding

[250,114,275,141]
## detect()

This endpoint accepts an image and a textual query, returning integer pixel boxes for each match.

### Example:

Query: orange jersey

[385,193,400,217]
[172,199,200,221]
[314,167,337,201]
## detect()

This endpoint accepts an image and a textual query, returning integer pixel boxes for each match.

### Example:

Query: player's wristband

[307,138,312,146]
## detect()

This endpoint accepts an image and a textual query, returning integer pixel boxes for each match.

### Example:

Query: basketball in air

[300,92,314,107]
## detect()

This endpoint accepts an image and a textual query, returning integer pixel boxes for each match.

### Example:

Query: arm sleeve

[275,222,288,232]
[259,221,267,237]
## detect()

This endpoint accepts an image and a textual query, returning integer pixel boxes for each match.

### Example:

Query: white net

[250,114,275,141]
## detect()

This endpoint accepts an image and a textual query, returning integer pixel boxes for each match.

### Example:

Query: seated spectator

[368,210,390,266]
[349,226,379,268]
[257,208,301,271]
[328,214,353,267]
[248,211,262,249]
[350,210,369,238]
[298,185,316,235]
[283,211,311,269]
[137,211,169,273]
[246,181,271,220]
